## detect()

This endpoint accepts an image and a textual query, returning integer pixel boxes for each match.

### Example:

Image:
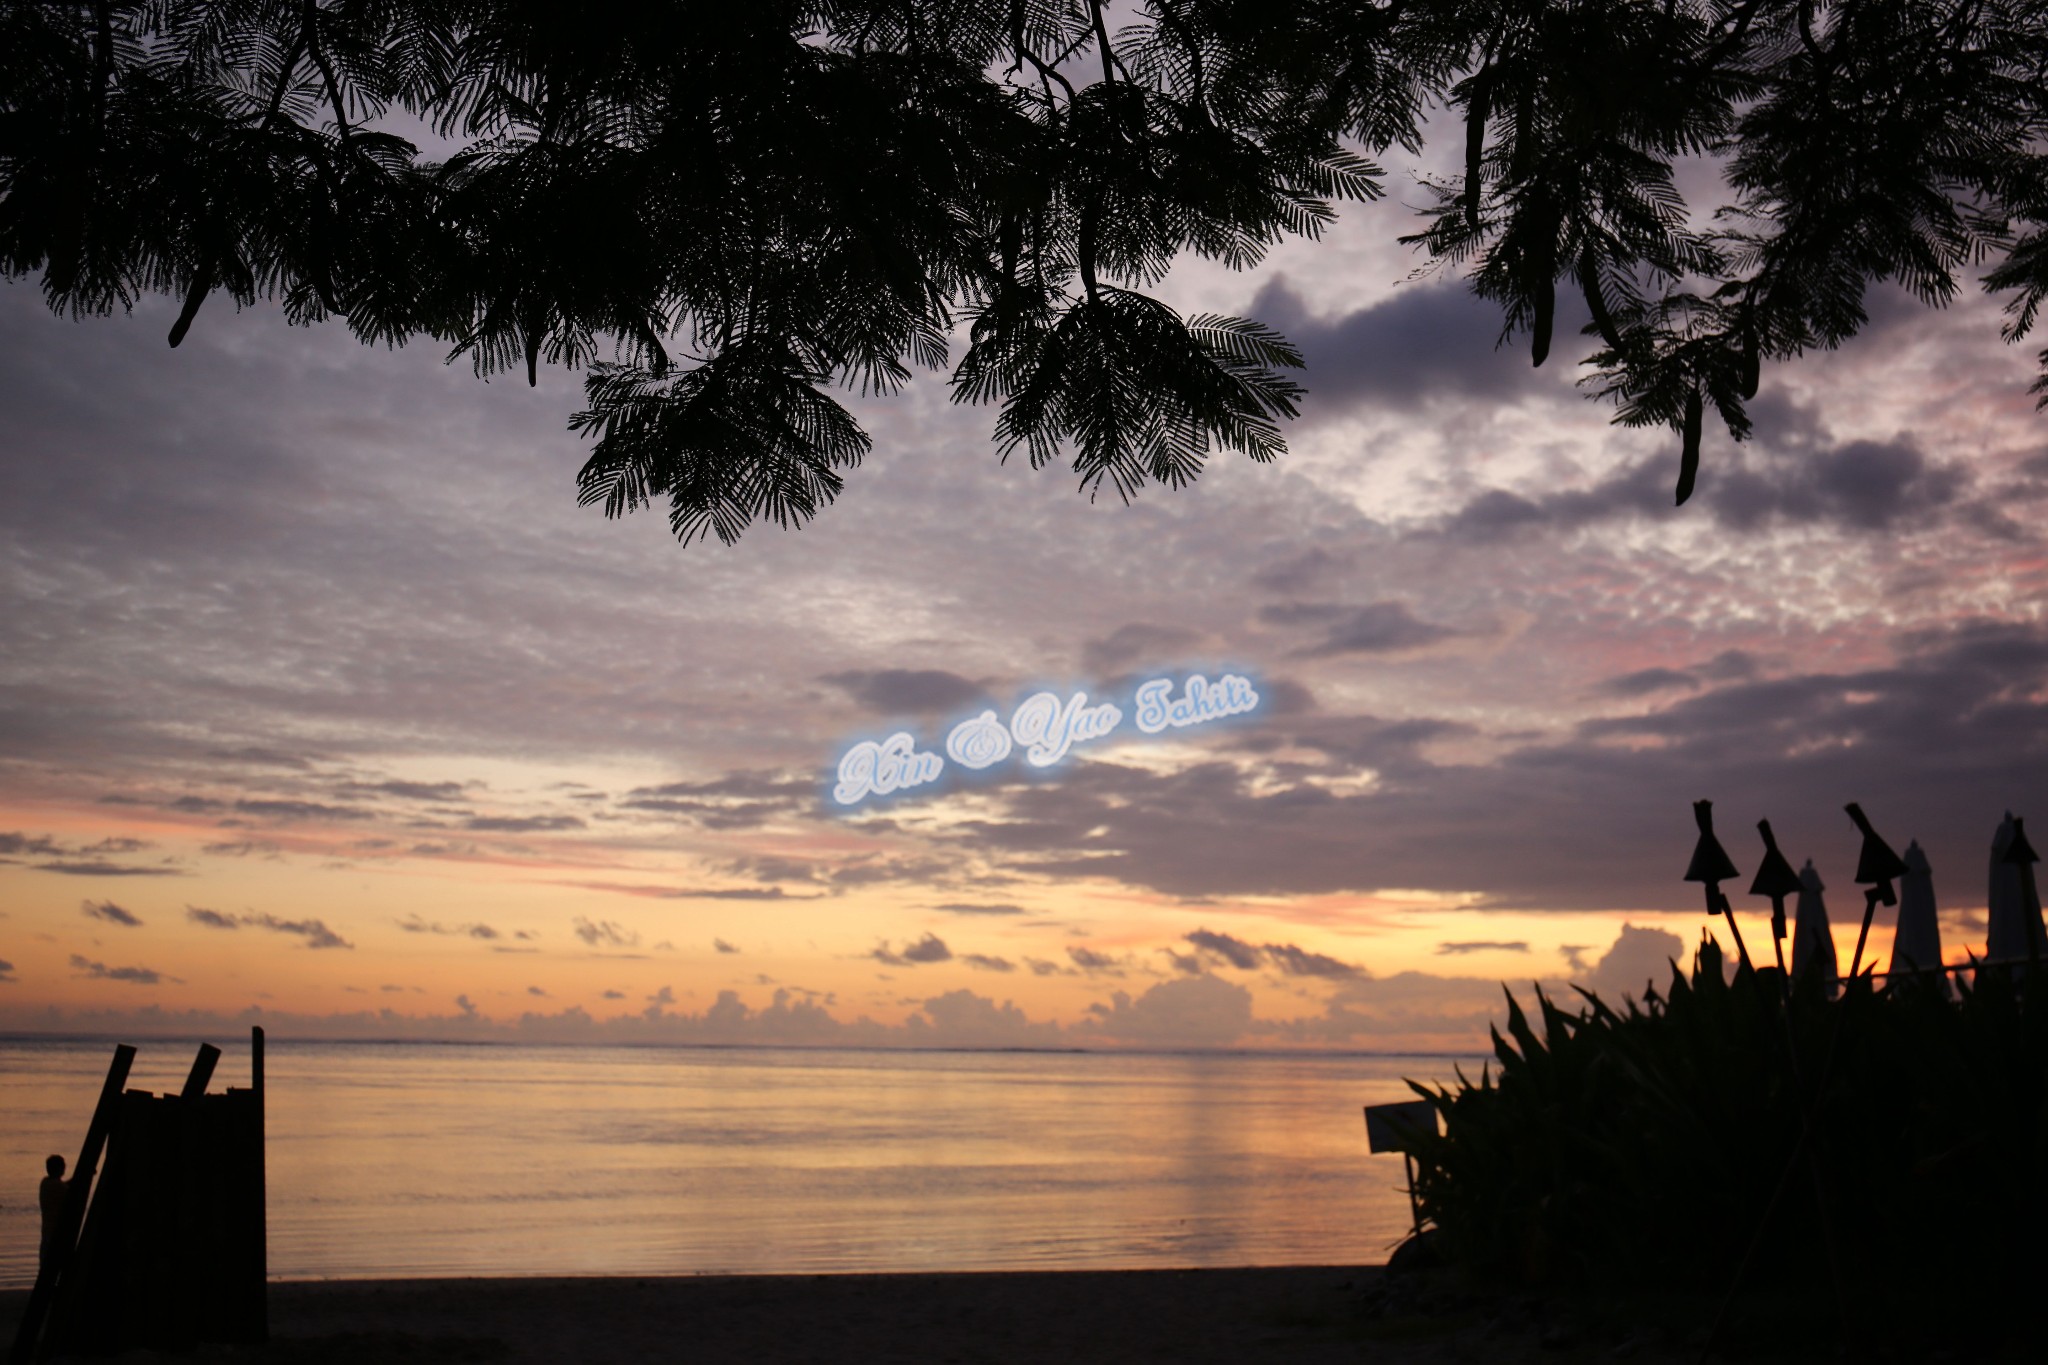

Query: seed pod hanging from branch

[1675,385,1703,505]
[1464,70,1491,233]
[1531,271,1554,367]
[1738,318,1761,400]
[1527,218,1555,367]
[1579,247,1622,353]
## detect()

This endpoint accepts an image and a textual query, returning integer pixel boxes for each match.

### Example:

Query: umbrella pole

[1710,886,1752,975]
[1847,889,1879,982]
[1769,897,1790,1002]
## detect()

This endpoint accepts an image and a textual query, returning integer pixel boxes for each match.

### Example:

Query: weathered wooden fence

[9,1027,267,1361]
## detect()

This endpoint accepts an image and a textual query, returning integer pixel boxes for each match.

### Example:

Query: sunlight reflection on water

[0,1039,1478,1284]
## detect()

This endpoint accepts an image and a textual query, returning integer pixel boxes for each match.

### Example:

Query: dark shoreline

[0,1264,1749,1365]
[0,1265,1538,1364]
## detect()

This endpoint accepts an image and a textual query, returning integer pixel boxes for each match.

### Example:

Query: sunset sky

[3,159,2044,1052]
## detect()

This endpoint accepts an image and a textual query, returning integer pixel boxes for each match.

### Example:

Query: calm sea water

[0,1038,1475,1286]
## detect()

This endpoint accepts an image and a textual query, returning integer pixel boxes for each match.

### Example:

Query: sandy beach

[0,1265,1712,1365]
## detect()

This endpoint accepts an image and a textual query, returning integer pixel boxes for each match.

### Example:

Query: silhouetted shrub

[1407,941,2048,1331]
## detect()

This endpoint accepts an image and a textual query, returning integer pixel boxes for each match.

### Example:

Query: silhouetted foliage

[1407,943,2048,1354]
[4,2,2046,540]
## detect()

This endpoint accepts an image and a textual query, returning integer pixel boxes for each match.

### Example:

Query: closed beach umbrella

[1889,840,1946,994]
[1791,860,1840,994]
[2009,819,2045,963]
[1986,813,2035,962]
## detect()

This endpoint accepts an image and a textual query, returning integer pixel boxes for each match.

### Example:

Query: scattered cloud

[182,905,350,948]
[464,814,584,833]
[618,773,813,830]
[827,856,956,889]
[1435,940,1531,956]
[397,914,501,940]
[1261,942,1362,978]
[35,861,184,878]
[201,839,282,858]
[1247,276,1558,416]
[1598,668,1701,699]
[246,913,353,950]
[69,954,170,985]
[1080,975,1254,1047]
[871,932,952,966]
[572,917,640,949]
[1582,923,1687,1002]
[1430,418,1974,543]
[1186,928,1262,969]
[81,899,143,928]
[906,989,1062,1047]
[345,779,467,802]
[1182,929,1358,977]
[1258,600,1460,657]
[713,938,740,954]
[1711,435,1966,534]
[1259,970,1508,1048]
[822,669,987,715]
[1250,547,1350,596]
[207,747,316,769]
[1080,624,1205,676]
[1066,946,1128,975]
[577,881,814,902]
[726,855,819,884]
[233,798,373,822]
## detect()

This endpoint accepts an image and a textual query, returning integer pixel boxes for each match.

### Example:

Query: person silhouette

[39,1154,67,1272]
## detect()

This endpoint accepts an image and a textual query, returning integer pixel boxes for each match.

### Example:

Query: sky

[3,148,2045,1052]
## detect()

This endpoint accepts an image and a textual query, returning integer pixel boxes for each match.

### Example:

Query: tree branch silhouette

[3,1,2044,539]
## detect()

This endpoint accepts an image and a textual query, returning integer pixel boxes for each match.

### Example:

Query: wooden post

[181,1043,221,1100]
[8,1044,135,1365]
[253,1026,268,1338]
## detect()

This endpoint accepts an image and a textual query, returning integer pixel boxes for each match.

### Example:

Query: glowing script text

[830,673,1259,808]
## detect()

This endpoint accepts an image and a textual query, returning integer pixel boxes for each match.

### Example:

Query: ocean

[0,1037,1477,1286]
